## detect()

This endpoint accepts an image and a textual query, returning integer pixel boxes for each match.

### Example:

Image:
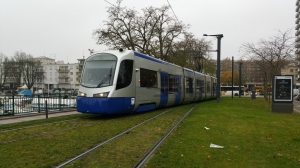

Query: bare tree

[13,51,44,90]
[147,5,186,61]
[93,0,137,50]
[93,0,187,61]
[170,32,214,74]
[241,29,295,98]
[0,54,11,90]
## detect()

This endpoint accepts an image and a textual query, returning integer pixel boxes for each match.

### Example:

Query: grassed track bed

[0,104,194,167]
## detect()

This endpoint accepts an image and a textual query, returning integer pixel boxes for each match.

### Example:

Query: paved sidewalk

[0,111,81,125]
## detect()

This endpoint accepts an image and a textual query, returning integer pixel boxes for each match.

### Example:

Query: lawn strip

[146,97,300,168]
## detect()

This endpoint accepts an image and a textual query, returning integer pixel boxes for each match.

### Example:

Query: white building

[34,56,80,91]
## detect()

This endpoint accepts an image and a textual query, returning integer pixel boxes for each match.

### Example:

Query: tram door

[159,72,168,107]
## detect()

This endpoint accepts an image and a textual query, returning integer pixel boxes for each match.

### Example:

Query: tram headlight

[78,91,87,97]
[93,92,110,97]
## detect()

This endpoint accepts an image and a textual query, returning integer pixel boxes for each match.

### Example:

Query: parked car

[34,89,43,95]
[53,90,60,94]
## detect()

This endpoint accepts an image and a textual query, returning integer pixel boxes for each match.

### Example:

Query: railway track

[0,104,197,167]
[56,104,197,167]
[133,104,197,168]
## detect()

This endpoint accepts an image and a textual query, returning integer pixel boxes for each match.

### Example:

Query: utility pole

[203,34,224,103]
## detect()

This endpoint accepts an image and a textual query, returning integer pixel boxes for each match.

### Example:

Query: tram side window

[116,60,133,90]
[185,77,193,93]
[213,83,216,94]
[169,75,175,94]
[140,68,157,88]
[200,80,204,94]
[196,80,203,95]
[175,77,181,93]
[207,82,211,93]
[161,75,168,93]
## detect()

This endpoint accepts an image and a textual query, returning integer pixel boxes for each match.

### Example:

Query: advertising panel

[273,75,293,102]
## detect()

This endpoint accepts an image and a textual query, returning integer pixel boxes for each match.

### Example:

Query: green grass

[146,97,300,167]
[64,104,195,167]
[0,98,300,167]
[0,108,172,167]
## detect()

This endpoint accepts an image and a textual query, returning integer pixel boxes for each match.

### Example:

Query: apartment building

[34,56,80,91]
[76,57,85,84]
[40,63,79,91]
[296,0,300,83]
[281,60,298,87]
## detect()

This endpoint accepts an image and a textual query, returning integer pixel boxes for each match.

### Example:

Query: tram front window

[81,54,117,88]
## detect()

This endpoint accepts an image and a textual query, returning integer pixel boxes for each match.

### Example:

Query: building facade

[281,60,298,86]
[296,0,300,86]
[40,63,79,91]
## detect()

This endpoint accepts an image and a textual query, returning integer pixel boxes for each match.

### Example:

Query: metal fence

[0,94,77,117]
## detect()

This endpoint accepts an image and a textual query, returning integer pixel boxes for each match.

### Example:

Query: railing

[57,69,70,72]
[0,94,77,117]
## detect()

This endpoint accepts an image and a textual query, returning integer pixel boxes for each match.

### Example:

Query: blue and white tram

[77,49,217,114]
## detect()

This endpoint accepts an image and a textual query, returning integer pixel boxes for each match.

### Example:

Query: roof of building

[34,56,54,60]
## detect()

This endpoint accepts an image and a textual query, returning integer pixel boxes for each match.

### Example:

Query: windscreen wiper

[97,66,113,87]
[97,74,111,87]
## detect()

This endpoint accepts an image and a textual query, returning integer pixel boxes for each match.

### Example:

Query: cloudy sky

[0,0,296,64]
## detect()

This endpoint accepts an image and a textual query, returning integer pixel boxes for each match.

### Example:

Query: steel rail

[56,108,174,168]
[133,103,197,168]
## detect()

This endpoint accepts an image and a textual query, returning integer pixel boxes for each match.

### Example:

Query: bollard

[38,95,40,113]
[12,95,15,116]
[251,91,256,100]
[59,94,62,111]
[45,100,48,119]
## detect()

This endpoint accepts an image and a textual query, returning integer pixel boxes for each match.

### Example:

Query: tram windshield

[81,53,117,88]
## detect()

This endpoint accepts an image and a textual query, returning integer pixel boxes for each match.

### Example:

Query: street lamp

[203,34,223,103]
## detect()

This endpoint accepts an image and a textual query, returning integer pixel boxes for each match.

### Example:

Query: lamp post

[203,34,223,103]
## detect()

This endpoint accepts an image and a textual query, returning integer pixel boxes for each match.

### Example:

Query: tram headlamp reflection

[78,91,86,97]
[93,92,109,97]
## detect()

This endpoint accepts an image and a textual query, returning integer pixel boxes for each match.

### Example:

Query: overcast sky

[0,0,296,64]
